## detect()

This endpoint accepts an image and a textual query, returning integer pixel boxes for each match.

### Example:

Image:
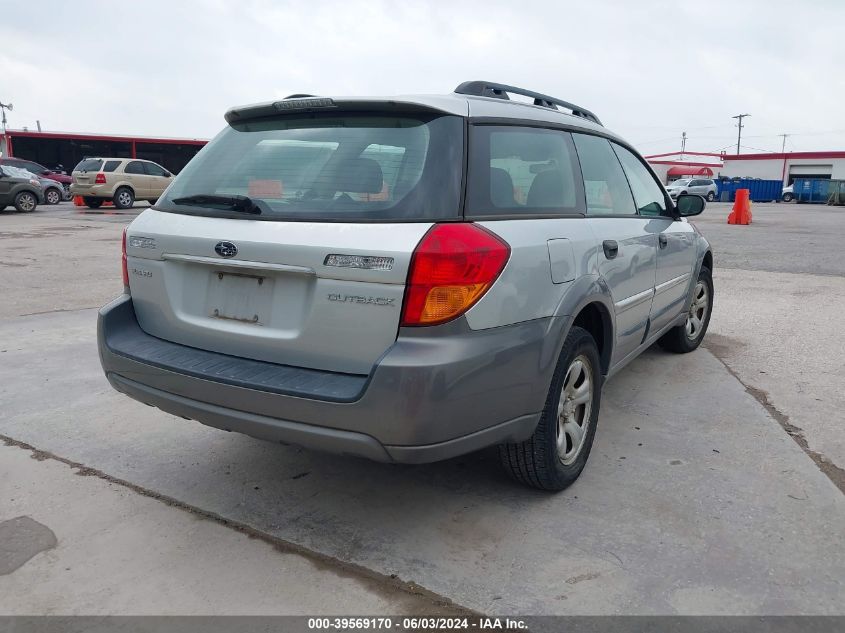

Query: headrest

[334,157,383,194]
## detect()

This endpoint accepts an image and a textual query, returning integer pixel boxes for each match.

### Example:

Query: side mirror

[164,171,172,178]
[675,194,705,217]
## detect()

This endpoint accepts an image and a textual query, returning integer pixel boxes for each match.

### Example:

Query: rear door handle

[659,234,668,248]
[602,240,618,259]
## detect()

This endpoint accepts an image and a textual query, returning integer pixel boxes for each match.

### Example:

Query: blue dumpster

[793,178,831,204]
[715,179,782,202]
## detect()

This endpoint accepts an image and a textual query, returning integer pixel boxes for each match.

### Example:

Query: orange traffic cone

[727,188,752,225]
[73,195,84,207]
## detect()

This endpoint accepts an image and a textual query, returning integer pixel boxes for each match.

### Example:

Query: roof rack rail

[454,81,602,126]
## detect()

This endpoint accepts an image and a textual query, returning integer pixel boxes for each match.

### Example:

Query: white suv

[97,82,713,491]
[666,178,718,202]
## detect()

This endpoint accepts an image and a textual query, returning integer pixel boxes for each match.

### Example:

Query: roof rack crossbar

[454,81,602,126]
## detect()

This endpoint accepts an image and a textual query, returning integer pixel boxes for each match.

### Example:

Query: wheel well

[702,250,713,272]
[572,302,612,375]
[115,185,134,195]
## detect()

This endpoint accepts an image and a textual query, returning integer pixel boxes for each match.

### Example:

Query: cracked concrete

[696,203,845,490]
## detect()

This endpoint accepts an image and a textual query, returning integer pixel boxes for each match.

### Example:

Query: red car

[0,158,73,187]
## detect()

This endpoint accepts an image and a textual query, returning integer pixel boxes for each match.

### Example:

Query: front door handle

[659,234,668,248]
[603,239,619,259]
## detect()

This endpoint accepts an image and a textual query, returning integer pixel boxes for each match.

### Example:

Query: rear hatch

[72,158,104,190]
[125,105,464,375]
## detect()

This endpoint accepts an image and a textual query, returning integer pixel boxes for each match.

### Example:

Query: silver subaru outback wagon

[98,81,713,491]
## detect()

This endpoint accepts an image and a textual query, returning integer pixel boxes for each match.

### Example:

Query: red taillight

[401,223,510,326]
[95,173,107,184]
[121,228,129,288]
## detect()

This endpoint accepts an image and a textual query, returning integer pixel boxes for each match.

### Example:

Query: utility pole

[732,113,750,154]
[681,131,687,156]
[0,101,12,158]
[778,133,790,184]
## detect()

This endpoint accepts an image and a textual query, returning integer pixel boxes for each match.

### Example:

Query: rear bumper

[98,295,563,463]
[70,184,111,197]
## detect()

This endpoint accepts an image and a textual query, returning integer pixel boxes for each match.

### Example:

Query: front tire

[658,266,713,353]
[706,191,716,202]
[14,191,38,213]
[113,187,134,209]
[782,193,794,202]
[499,326,602,491]
[45,187,62,205]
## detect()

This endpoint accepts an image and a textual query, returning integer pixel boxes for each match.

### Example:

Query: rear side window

[572,134,636,216]
[158,113,463,222]
[466,126,583,216]
[76,159,103,172]
[611,143,667,216]
[103,160,122,172]
[124,161,146,175]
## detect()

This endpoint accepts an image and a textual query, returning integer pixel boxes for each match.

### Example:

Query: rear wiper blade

[171,194,262,214]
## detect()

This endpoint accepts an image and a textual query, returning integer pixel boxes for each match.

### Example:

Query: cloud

[1,0,843,153]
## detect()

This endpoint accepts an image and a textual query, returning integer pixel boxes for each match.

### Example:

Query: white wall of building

[721,156,845,184]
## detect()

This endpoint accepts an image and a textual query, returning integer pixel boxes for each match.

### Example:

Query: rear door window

[572,134,636,216]
[465,126,583,216]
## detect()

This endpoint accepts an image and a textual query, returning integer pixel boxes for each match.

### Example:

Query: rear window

[76,159,103,172]
[157,113,463,222]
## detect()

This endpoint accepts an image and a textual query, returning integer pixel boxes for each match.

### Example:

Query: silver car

[666,178,718,202]
[98,81,713,491]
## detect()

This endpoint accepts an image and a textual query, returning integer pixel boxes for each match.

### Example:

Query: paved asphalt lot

[0,201,843,615]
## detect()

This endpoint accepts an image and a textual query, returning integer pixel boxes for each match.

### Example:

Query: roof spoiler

[454,81,602,126]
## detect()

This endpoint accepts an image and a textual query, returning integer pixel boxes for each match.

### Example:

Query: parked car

[97,81,713,491]
[0,164,65,205]
[39,177,68,205]
[666,178,718,202]
[70,158,173,209]
[0,165,44,212]
[0,158,73,189]
[781,184,794,202]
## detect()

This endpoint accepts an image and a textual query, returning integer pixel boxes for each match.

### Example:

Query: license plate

[207,271,273,325]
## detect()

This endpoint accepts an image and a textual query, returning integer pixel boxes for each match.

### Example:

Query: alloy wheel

[556,355,594,465]
[685,281,709,340]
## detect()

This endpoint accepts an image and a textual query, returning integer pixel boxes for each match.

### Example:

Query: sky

[2,0,844,156]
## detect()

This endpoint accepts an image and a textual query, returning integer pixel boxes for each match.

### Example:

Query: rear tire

[14,191,38,213]
[84,197,103,209]
[498,326,602,491]
[45,187,62,205]
[658,266,713,353]
[113,187,134,209]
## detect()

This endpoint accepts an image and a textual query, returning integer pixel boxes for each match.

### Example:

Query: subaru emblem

[215,241,238,258]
